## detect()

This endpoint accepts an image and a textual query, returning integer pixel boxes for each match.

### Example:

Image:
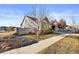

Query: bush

[41,29,54,35]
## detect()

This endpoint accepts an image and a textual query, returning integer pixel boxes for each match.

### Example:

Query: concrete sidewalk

[2,34,68,54]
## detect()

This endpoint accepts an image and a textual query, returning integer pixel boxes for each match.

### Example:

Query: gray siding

[16,28,29,35]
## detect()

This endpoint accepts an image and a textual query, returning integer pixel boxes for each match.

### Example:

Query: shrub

[41,29,54,35]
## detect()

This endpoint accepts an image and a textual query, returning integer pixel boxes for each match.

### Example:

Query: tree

[29,5,49,37]
[36,5,48,36]
[71,15,77,33]
[30,4,37,18]
[38,5,48,18]
[57,19,67,29]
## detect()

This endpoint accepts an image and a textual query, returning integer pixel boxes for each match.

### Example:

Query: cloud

[0,8,24,18]
[49,10,79,19]
[48,11,79,25]
[0,8,24,27]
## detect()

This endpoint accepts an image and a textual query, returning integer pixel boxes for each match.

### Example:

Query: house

[0,27,6,33]
[40,17,51,30]
[19,16,51,35]
[16,27,30,35]
[20,16,38,33]
[50,20,59,31]
[50,19,68,32]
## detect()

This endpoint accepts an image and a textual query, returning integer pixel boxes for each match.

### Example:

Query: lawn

[0,31,59,53]
[40,35,79,54]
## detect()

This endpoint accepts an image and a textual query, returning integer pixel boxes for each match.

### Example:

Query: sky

[0,4,79,27]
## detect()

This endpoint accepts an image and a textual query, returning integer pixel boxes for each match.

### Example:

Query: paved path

[2,34,67,54]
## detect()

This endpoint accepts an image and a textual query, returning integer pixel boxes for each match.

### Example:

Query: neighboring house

[20,16,51,34]
[73,25,79,33]
[0,30,5,33]
[50,19,67,32]
[0,27,6,33]
[50,20,59,31]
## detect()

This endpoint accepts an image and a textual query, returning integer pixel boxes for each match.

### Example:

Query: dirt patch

[0,36,38,53]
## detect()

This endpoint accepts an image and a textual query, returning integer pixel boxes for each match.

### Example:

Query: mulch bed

[0,36,38,53]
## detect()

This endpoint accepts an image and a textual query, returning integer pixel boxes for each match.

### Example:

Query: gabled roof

[20,16,37,26]
[20,16,50,27]
[42,17,50,23]
[27,16,37,21]
[20,16,26,26]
